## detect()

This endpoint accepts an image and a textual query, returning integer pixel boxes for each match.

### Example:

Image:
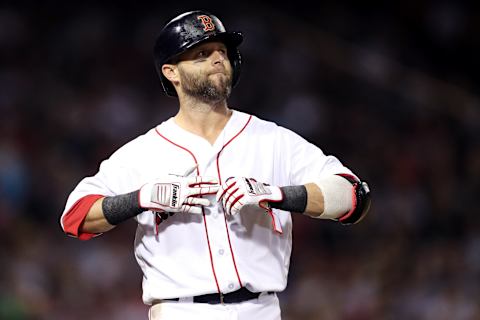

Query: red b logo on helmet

[198,15,215,31]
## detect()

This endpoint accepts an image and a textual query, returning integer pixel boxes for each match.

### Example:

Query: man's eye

[197,51,207,58]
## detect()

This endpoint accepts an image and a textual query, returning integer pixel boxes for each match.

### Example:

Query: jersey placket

[156,126,244,295]
[202,157,243,293]
[204,114,253,293]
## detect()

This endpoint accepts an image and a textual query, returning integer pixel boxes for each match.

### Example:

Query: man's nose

[211,50,226,64]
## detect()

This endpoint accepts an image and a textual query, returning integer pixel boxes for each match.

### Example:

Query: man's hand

[139,175,219,214]
[216,177,283,233]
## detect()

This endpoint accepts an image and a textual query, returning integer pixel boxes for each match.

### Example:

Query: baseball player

[60,10,371,320]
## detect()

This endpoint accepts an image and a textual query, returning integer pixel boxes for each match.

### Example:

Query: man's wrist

[102,191,144,225]
[269,185,307,213]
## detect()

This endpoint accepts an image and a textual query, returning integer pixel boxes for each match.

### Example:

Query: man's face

[176,41,233,103]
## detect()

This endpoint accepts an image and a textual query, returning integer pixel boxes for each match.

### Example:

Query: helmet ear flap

[230,48,242,90]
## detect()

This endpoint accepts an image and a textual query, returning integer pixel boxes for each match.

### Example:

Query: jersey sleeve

[60,156,137,240]
[275,126,356,186]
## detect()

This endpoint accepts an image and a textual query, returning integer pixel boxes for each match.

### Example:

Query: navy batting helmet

[154,10,243,97]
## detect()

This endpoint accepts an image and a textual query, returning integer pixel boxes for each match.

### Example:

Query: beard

[178,67,232,103]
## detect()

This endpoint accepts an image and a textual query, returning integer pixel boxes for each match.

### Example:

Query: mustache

[208,69,227,75]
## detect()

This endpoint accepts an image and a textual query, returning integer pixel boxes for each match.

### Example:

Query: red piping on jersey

[155,128,221,294]
[216,114,252,288]
[216,115,252,182]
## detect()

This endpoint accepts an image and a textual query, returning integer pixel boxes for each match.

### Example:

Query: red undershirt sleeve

[61,194,104,241]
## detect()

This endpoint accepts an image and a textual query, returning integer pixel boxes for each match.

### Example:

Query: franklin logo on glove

[245,178,255,195]
[140,175,219,215]
[171,184,179,207]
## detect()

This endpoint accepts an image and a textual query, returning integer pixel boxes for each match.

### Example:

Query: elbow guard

[336,174,371,225]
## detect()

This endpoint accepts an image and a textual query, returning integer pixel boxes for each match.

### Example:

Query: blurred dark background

[1,1,479,319]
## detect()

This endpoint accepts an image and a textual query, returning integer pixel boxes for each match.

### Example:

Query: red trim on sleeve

[62,194,104,241]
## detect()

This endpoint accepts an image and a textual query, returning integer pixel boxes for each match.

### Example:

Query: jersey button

[228,283,234,290]
[218,249,224,255]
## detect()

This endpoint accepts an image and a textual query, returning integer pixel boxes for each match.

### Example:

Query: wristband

[102,191,144,225]
[269,185,307,213]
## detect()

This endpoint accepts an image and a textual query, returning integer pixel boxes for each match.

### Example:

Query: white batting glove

[216,177,283,233]
[139,175,219,215]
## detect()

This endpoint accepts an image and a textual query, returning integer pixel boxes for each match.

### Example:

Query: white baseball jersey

[61,110,354,305]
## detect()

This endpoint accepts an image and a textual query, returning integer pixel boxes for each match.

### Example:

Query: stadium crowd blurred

[1,1,479,319]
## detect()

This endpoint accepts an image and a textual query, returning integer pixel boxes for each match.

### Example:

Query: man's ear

[162,64,179,83]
